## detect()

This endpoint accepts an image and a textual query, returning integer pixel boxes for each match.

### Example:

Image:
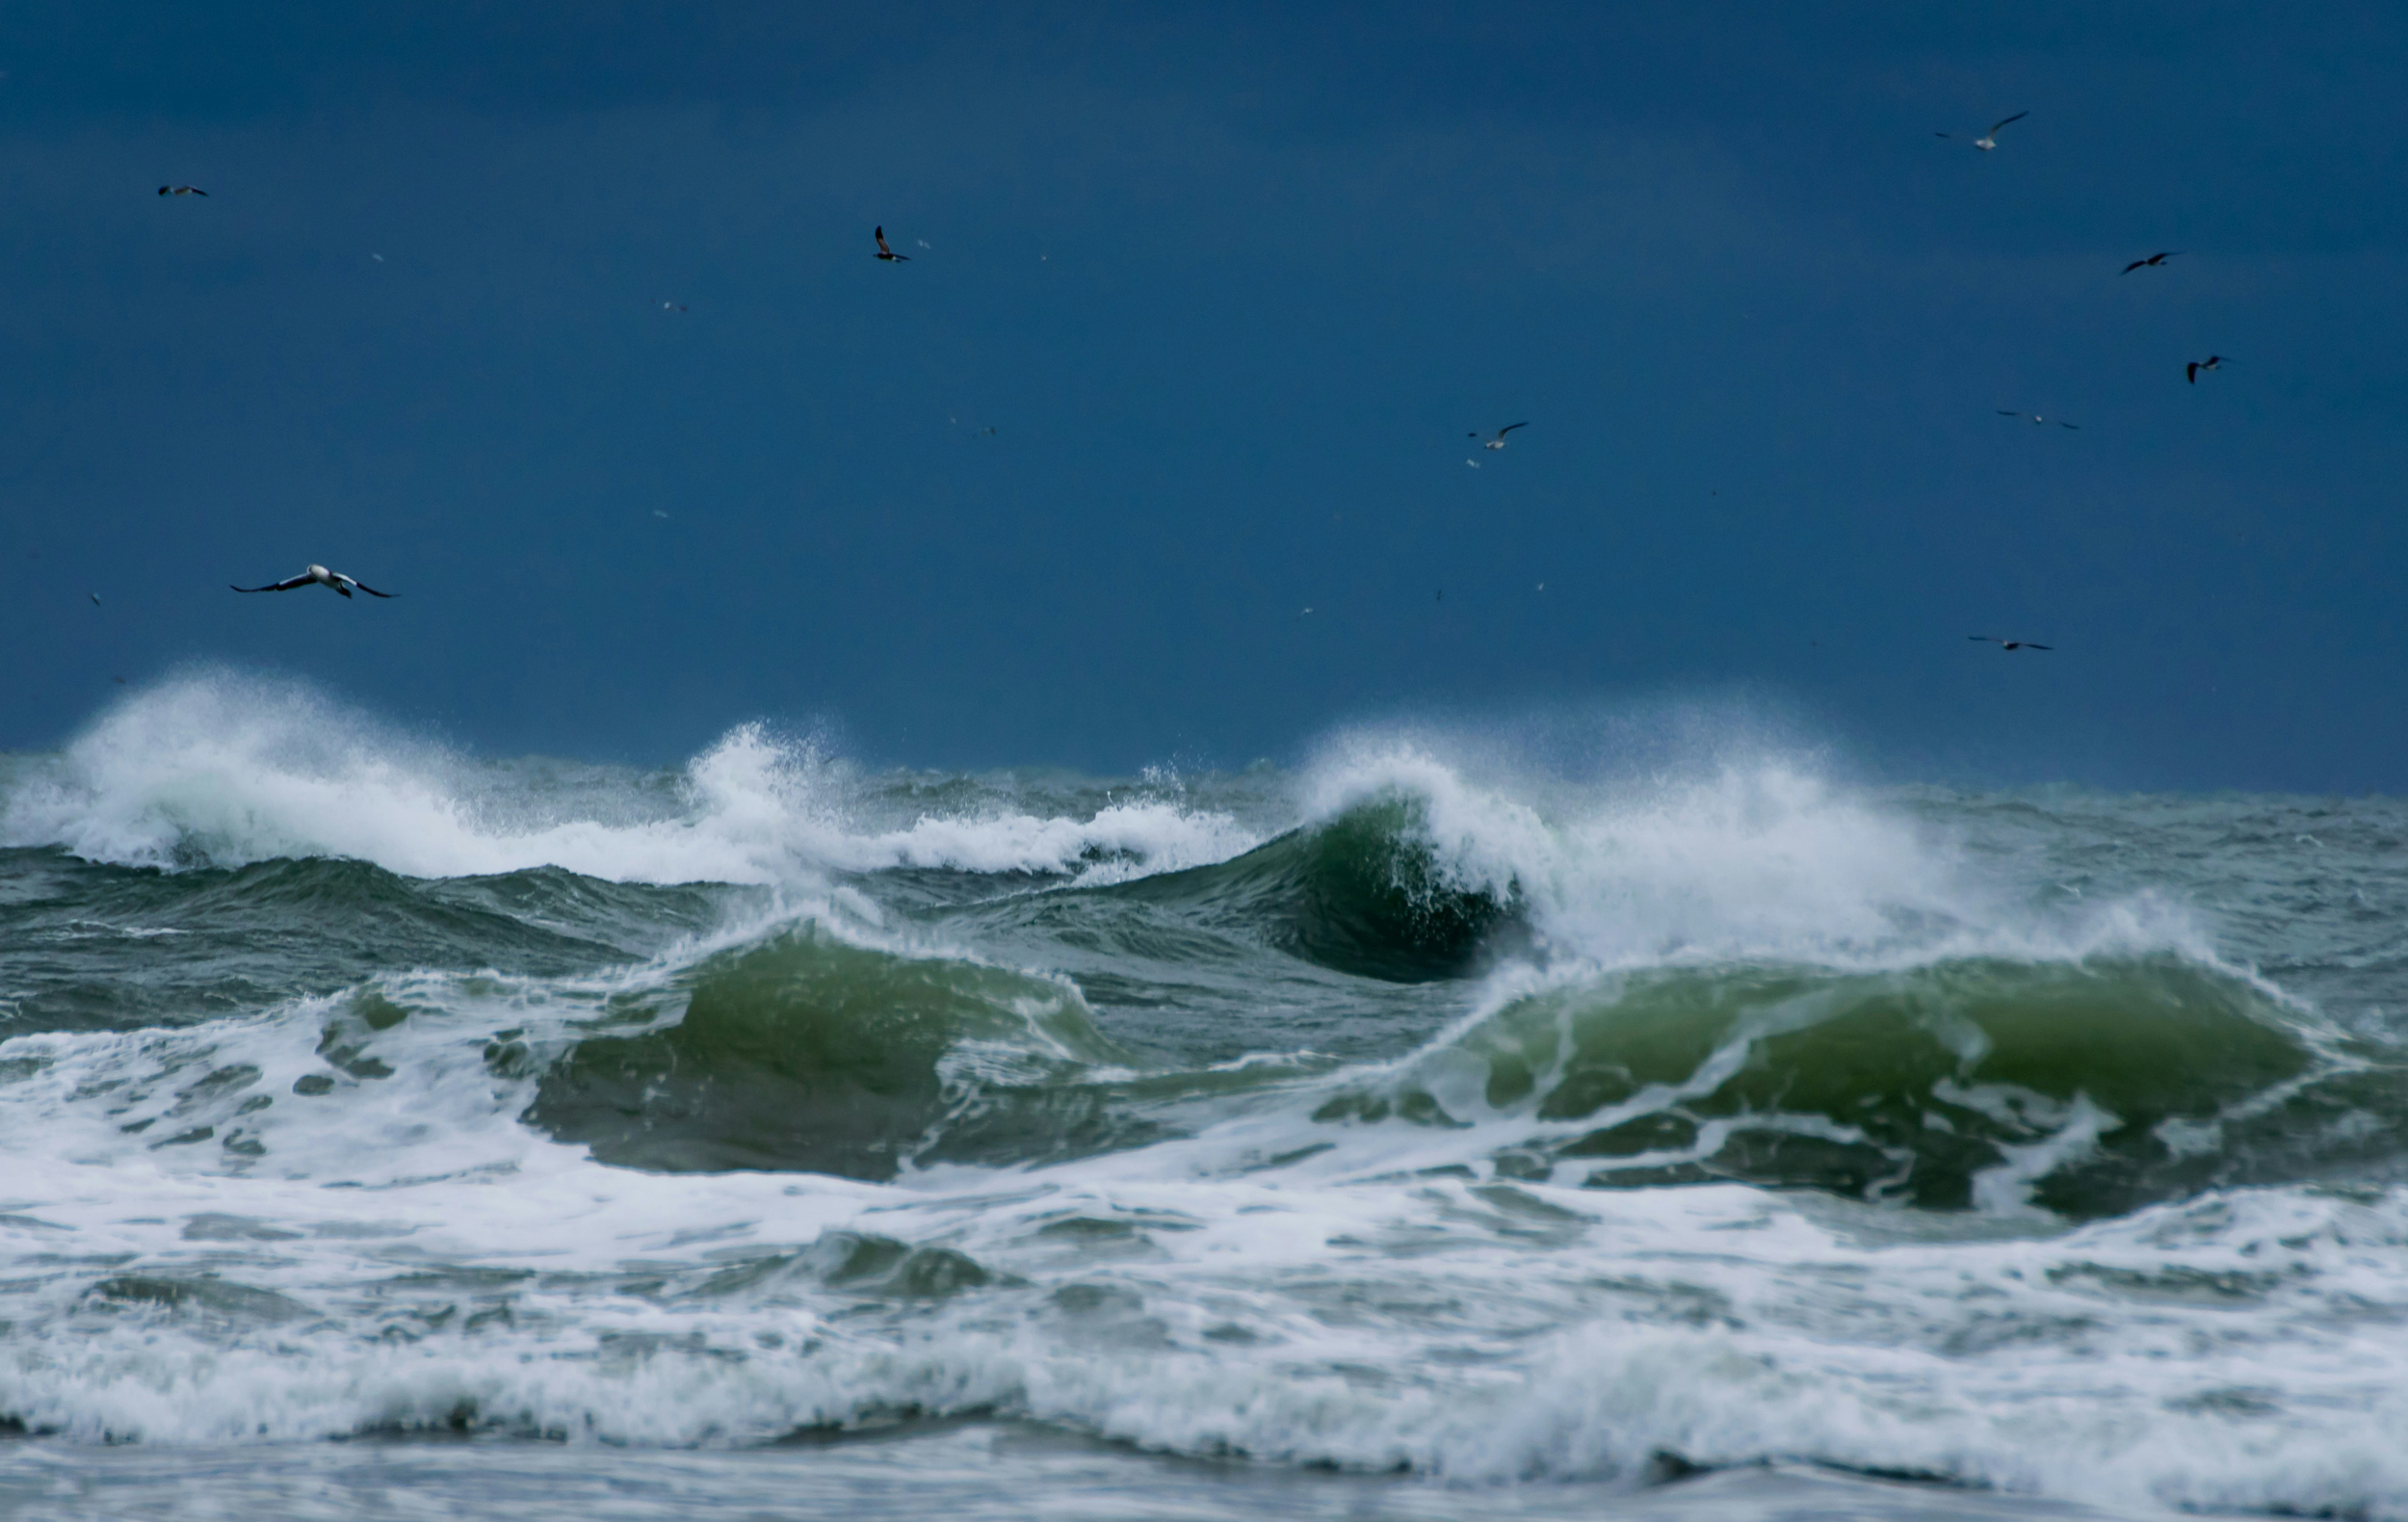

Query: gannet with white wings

[231,564,396,599]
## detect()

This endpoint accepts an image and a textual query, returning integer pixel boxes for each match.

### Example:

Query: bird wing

[2059,422,2081,429]
[2121,259,2145,275]
[2024,643,2055,650]
[1989,111,2028,133]
[192,188,208,196]
[231,574,313,592]
[2186,363,2199,383]
[349,580,396,598]
[1499,422,1529,436]
[1968,635,2000,643]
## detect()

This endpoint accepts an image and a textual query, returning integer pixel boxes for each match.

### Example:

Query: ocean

[1,672,2403,1521]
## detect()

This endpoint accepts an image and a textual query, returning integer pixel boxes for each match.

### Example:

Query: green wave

[1108,794,1525,982]
[1319,955,2388,1217]
[525,924,1154,1179]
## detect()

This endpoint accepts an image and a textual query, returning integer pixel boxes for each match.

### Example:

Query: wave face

[5,674,2408,1520]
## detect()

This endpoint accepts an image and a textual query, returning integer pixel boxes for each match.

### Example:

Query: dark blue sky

[5,3,2404,789]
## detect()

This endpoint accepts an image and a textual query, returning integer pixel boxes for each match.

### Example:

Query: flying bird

[660,301,688,312]
[1969,635,2053,651]
[230,564,395,599]
[1997,410,2080,429]
[874,226,910,262]
[89,592,100,606]
[1936,111,2028,150]
[916,239,930,249]
[2186,355,2229,383]
[2120,251,2182,275]
[157,184,208,197]
[1471,423,1528,451]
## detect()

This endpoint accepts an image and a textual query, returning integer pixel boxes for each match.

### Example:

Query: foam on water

[3,964,2405,1517]
[1295,734,2220,974]
[1,672,1256,885]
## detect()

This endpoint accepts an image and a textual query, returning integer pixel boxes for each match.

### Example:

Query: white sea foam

[4,974,2405,1518]
[0,672,1256,886]
[1296,734,2215,972]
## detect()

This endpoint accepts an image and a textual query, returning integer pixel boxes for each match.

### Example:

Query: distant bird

[1465,459,1480,468]
[1298,607,1315,617]
[653,511,670,519]
[916,239,930,249]
[230,564,395,599]
[1435,590,1443,602]
[1471,423,1528,451]
[1969,635,2053,651]
[89,592,100,606]
[660,301,688,312]
[2186,355,2229,384]
[2120,250,2182,275]
[874,226,910,262]
[1997,410,2081,429]
[157,184,208,197]
[1935,112,2027,150]
[371,253,383,262]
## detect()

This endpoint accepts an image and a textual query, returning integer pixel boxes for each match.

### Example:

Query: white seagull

[1969,635,2053,652]
[231,564,396,599]
[1471,423,1528,451]
[1936,111,2027,151]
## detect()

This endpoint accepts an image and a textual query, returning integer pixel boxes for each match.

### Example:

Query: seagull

[1465,459,1480,468]
[2186,355,2229,384]
[1471,423,1528,451]
[1998,410,2081,429]
[1969,635,2053,651]
[230,564,395,599]
[2120,250,2182,275]
[874,226,910,262]
[1936,111,2027,150]
[1298,607,1314,617]
[916,239,930,249]
[371,253,383,262]
[157,184,208,197]
[660,301,688,312]
[89,592,100,606]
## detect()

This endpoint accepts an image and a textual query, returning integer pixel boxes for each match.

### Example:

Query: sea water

[2,671,2403,1520]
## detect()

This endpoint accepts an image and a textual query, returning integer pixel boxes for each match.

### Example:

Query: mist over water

[4,672,2407,1520]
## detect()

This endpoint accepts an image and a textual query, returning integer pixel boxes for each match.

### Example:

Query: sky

[3,2,2404,790]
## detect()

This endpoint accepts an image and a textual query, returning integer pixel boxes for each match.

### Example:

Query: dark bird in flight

[2186,355,2229,384]
[874,226,910,262]
[231,564,395,599]
[2120,251,2182,275]
[1998,410,2081,429]
[157,185,208,197]
[1471,423,1529,451]
[89,592,100,606]
[1970,635,2053,652]
[1936,112,2027,150]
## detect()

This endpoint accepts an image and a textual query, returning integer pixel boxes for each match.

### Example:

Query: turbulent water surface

[3,675,2405,1520]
